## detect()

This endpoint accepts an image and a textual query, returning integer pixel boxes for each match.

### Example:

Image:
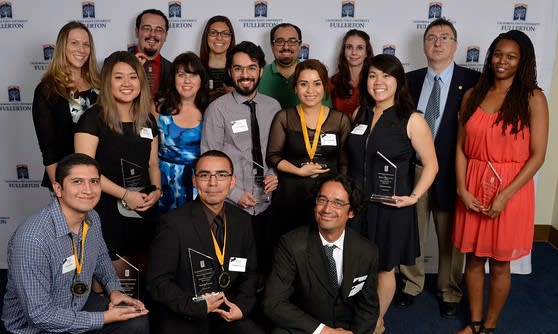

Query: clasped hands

[204,291,243,322]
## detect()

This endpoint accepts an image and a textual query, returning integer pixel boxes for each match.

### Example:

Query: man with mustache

[201,41,281,275]
[134,8,171,97]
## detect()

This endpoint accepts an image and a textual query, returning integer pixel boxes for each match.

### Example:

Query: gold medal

[218,271,231,288]
[71,280,89,296]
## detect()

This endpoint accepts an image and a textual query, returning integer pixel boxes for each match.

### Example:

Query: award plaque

[115,253,140,299]
[252,173,271,204]
[479,161,503,208]
[189,248,219,302]
[117,159,148,218]
[369,152,398,204]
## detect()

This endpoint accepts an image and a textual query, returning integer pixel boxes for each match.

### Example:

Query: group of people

[1,7,548,334]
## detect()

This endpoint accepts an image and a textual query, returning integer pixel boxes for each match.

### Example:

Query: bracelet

[155,186,163,199]
[121,189,128,201]
[410,192,419,200]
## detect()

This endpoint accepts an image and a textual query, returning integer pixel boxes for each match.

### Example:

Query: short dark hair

[226,41,266,70]
[135,9,169,32]
[270,23,302,44]
[314,173,364,216]
[55,153,100,185]
[196,150,234,174]
[423,17,457,41]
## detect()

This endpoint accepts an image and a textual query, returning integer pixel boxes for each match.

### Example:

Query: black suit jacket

[406,64,480,210]
[159,55,172,95]
[262,225,379,334]
[146,199,258,334]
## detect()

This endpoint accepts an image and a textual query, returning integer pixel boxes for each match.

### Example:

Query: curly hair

[461,30,540,134]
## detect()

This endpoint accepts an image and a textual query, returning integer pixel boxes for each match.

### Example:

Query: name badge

[140,127,153,139]
[62,255,76,274]
[348,274,367,297]
[231,119,249,133]
[320,133,337,146]
[228,257,247,272]
[351,124,368,135]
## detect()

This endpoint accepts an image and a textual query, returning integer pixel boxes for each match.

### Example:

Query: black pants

[83,292,149,334]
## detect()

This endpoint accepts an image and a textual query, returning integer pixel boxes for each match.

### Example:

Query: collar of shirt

[201,201,225,227]
[270,60,297,78]
[319,229,345,251]
[232,90,260,105]
[426,61,454,85]
[135,48,161,66]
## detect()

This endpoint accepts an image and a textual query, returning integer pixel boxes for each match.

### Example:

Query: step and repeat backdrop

[1,0,557,269]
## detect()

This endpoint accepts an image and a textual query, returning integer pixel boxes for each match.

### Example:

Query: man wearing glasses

[147,150,265,334]
[263,173,379,334]
[202,41,281,275]
[134,9,171,97]
[396,18,480,318]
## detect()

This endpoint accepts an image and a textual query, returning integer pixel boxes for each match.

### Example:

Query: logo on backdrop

[299,44,310,61]
[29,44,54,71]
[239,0,282,29]
[459,46,483,72]
[127,43,136,53]
[382,44,396,56]
[168,1,197,29]
[497,3,539,32]
[78,1,111,29]
[1,85,32,112]
[5,163,41,189]
[0,1,28,29]
[412,2,445,30]
[325,0,369,29]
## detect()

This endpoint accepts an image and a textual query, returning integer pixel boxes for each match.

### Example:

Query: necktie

[213,215,224,247]
[243,100,264,182]
[424,76,440,136]
[324,245,339,288]
[143,60,156,96]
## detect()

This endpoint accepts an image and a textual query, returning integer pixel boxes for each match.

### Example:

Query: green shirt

[258,61,331,109]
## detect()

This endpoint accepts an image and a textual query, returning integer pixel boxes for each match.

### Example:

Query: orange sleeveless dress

[453,107,534,261]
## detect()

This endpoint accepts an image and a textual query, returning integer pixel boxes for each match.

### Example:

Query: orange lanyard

[296,105,326,161]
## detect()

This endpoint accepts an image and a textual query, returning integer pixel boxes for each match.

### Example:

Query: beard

[142,47,158,58]
[233,76,260,96]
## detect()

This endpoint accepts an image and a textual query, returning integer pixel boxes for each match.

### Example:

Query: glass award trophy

[479,161,503,208]
[369,151,398,204]
[189,248,219,302]
[117,159,146,218]
[115,253,139,299]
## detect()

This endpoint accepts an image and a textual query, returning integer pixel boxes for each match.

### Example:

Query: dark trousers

[83,292,149,334]
[252,208,273,275]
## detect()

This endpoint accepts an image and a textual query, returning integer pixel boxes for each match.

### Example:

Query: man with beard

[134,9,171,97]
[201,41,281,275]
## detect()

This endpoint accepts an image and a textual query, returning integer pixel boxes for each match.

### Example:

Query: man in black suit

[396,18,480,318]
[146,150,264,334]
[263,174,379,334]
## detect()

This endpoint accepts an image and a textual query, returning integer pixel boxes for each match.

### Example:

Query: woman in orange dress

[453,30,548,334]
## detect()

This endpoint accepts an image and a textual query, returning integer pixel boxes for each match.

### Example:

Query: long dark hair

[355,54,414,123]
[331,29,373,99]
[199,15,236,68]
[461,30,539,134]
[156,52,210,115]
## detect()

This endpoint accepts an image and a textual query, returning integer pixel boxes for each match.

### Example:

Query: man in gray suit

[263,174,379,334]
[396,18,480,318]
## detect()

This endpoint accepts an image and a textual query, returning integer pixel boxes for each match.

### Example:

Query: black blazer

[406,64,480,210]
[146,199,258,334]
[159,55,172,95]
[262,225,379,334]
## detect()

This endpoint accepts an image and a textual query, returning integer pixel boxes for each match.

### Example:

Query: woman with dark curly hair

[453,30,548,334]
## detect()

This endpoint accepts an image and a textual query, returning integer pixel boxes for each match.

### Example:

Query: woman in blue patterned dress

[154,52,210,214]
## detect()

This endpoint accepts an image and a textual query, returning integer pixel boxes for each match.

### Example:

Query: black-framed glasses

[424,34,455,43]
[140,25,166,35]
[272,38,301,46]
[195,172,232,181]
[231,64,260,74]
[208,29,233,38]
[315,195,350,209]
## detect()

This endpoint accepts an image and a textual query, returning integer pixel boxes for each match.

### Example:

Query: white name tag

[320,133,337,146]
[351,124,368,135]
[140,127,153,139]
[231,119,249,133]
[62,255,76,274]
[228,257,247,272]
[348,274,367,297]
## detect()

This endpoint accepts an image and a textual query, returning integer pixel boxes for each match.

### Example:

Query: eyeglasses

[272,38,301,46]
[315,195,350,209]
[195,171,232,181]
[208,29,233,38]
[424,34,455,43]
[140,25,166,35]
[231,64,260,75]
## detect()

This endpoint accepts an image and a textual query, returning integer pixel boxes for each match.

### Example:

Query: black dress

[76,105,158,258]
[266,107,351,238]
[31,82,97,188]
[346,106,419,271]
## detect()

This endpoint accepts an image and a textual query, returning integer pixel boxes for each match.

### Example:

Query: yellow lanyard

[210,216,227,268]
[296,104,326,161]
[71,220,89,276]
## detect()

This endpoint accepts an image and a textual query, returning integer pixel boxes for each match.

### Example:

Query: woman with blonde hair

[32,21,99,190]
[75,51,161,285]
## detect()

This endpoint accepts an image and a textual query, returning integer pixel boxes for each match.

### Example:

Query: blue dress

[157,113,202,214]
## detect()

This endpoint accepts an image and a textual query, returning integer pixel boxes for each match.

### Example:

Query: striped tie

[424,76,440,136]
[324,245,339,288]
